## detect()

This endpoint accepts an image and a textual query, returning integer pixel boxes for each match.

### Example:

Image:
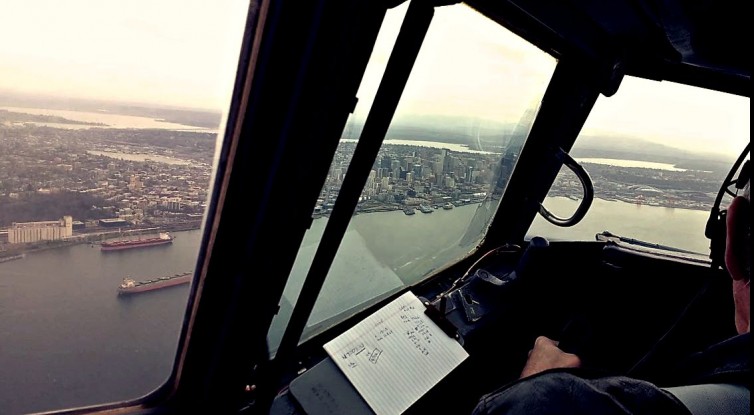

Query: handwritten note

[323,291,469,415]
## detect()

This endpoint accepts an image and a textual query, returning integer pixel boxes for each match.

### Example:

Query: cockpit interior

[24,0,749,414]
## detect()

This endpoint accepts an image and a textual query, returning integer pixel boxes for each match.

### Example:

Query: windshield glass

[532,77,750,254]
[0,1,246,413]
[267,2,556,353]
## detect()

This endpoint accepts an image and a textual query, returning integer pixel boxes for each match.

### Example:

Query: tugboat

[403,207,416,215]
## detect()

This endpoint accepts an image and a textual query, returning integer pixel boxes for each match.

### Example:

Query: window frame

[32,0,750,413]
[39,0,391,413]
[31,1,607,413]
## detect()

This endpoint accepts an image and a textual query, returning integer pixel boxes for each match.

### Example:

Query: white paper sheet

[323,291,469,415]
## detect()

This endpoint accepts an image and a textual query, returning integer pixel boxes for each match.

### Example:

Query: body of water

[0,106,215,132]
[0,231,201,414]
[86,150,197,166]
[0,198,713,414]
[340,138,497,154]
[576,157,688,171]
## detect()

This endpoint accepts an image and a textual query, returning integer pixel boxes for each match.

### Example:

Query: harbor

[0,220,201,261]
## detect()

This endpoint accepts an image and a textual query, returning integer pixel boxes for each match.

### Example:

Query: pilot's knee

[472,372,582,415]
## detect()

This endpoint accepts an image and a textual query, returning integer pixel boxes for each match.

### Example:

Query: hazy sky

[359,3,557,122]
[1,1,749,158]
[584,77,749,159]
[356,3,749,159]
[0,0,249,110]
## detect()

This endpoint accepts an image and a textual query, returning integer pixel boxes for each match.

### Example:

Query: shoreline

[314,195,709,219]
[0,221,202,261]
[1,194,709,260]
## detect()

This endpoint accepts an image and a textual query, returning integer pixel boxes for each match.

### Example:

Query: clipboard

[322,291,468,415]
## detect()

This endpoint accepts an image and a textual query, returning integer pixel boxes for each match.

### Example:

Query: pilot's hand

[520,335,582,379]
[725,195,750,334]
[732,279,750,334]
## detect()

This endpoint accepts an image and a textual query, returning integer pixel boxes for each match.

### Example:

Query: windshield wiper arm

[596,231,702,255]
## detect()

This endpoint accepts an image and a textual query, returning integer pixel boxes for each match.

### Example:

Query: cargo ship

[101,232,173,251]
[118,271,193,295]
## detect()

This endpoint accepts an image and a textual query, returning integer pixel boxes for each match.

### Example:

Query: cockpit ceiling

[461,0,750,96]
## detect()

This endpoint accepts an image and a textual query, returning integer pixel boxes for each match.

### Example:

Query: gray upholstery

[664,384,749,415]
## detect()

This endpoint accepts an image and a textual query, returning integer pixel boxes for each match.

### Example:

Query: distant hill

[0,109,107,126]
[570,134,732,173]
[346,114,516,151]
[345,115,735,174]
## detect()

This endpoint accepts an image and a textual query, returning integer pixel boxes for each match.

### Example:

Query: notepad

[323,291,469,415]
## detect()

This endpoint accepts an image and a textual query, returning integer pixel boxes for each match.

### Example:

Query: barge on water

[0,253,25,263]
[118,271,193,295]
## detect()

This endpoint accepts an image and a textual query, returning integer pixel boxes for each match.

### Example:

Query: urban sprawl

[0,121,724,256]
